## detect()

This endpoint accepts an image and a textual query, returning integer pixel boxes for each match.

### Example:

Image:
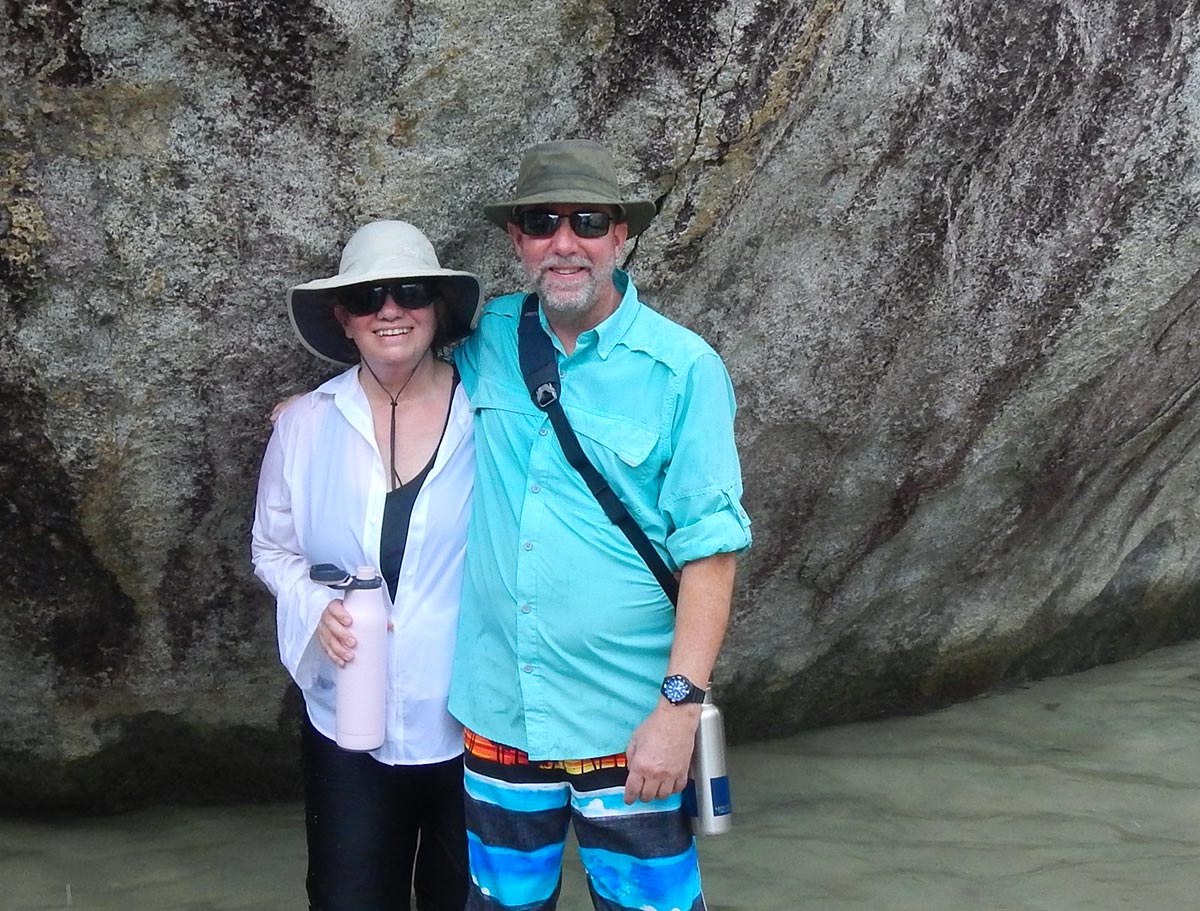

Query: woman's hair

[430,281,468,353]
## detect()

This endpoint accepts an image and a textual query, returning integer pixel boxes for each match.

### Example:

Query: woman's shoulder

[276,366,359,426]
[272,386,336,438]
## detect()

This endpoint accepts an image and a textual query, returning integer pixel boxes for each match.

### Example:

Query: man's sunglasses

[512,209,616,239]
[336,281,437,316]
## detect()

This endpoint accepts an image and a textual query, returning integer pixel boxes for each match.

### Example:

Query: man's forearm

[664,551,737,690]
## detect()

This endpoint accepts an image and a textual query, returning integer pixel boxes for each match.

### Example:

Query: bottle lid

[351,566,383,590]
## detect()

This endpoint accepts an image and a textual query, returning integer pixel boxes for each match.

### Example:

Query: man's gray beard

[534,276,596,316]
[526,258,615,318]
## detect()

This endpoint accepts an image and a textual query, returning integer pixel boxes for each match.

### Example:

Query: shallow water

[5,640,1199,910]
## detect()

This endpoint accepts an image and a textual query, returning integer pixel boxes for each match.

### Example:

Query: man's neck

[543,280,623,356]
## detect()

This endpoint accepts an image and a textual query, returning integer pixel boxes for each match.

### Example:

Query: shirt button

[539,427,549,436]
[520,604,532,614]
[531,483,540,493]
[523,664,534,674]
[523,541,533,551]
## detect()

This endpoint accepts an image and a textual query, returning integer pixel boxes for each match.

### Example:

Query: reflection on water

[5,640,1199,910]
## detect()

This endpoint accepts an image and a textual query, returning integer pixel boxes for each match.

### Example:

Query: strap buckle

[533,382,559,408]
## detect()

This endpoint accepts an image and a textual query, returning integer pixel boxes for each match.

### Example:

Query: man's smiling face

[507,203,628,322]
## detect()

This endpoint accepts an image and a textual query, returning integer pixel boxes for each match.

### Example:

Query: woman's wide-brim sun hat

[287,220,482,367]
[483,139,658,236]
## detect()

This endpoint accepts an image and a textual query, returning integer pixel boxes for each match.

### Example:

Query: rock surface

[1,0,1197,809]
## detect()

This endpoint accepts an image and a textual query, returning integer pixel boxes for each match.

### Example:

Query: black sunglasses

[513,209,616,239]
[337,281,437,316]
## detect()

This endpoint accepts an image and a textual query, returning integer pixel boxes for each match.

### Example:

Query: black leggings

[301,714,468,911]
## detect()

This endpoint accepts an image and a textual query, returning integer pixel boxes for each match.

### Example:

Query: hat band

[512,176,625,201]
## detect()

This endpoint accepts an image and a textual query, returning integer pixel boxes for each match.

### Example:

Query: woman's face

[335,284,439,370]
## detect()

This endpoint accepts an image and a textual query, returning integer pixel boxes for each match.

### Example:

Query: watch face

[662,675,691,704]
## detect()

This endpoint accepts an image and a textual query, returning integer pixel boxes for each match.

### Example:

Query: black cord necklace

[359,354,428,490]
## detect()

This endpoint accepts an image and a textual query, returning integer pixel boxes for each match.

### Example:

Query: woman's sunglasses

[512,210,616,239]
[336,281,437,316]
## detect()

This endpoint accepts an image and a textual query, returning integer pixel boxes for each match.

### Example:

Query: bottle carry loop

[309,563,382,591]
[516,293,680,606]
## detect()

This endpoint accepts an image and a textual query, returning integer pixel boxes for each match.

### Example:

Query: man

[449,139,752,911]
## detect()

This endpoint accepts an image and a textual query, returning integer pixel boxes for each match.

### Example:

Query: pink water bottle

[311,564,389,751]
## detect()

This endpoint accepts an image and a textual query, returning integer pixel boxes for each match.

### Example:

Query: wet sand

[5,640,1199,910]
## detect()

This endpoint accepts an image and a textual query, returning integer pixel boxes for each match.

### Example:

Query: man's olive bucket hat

[483,139,657,236]
[288,220,482,367]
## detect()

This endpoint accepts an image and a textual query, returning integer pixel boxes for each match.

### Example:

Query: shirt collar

[312,362,470,454]
[314,365,374,438]
[314,364,364,401]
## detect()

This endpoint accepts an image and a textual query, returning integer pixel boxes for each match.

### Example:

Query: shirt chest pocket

[471,376,662,475]
[564,407,660,473]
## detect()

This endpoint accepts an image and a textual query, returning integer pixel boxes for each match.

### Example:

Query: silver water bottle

[683,690,732,835]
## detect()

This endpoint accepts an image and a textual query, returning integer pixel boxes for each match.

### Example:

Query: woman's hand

[316,599,356,667]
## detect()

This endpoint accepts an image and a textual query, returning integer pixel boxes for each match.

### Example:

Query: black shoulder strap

[517,294,680,606]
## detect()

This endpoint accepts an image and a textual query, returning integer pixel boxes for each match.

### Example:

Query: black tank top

[379,372,459,602]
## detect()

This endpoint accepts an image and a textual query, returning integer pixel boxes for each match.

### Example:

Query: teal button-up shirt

[448,271,751,760]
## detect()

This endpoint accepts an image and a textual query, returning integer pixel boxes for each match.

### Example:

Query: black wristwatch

[661,674,707,705]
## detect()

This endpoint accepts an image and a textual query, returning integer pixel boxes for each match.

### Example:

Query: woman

[252,220,480,911]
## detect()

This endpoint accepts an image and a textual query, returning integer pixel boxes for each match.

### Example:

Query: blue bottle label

[710,775,732,816]
[682,777,731,817]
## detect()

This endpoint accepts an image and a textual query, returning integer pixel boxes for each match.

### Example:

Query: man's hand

[269,393,303,424]
[623,702,701,805]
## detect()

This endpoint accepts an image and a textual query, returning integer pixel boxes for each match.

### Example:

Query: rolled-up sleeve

[660,352,752,566]
[250,424,330,689]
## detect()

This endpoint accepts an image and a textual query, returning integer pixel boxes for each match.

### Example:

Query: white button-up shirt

[252,365,473,765]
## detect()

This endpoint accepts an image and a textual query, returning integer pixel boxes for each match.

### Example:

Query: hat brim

[288,268,482,367]
[483,193,657,236]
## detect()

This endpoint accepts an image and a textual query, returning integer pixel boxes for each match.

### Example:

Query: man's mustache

[537,257,592,271]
